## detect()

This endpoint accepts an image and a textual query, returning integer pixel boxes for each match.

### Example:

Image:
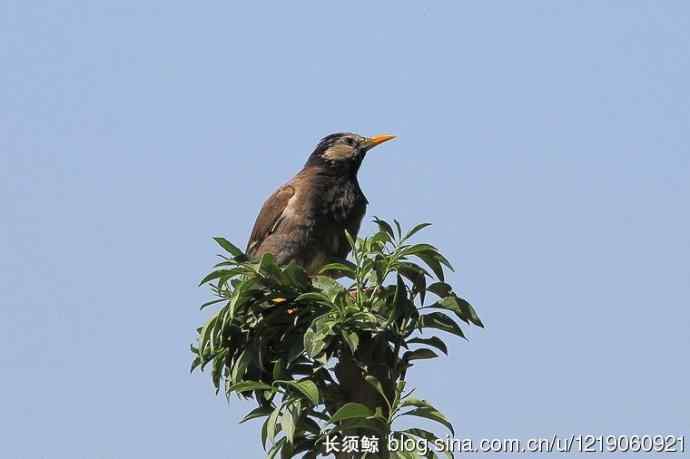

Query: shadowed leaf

[330,403,373,423]
[229,381,274,393]
[277,380,320,405]
[418,312,466,339]
[213,237,244,258]
[403,348,438,361]
[407,336,448,355]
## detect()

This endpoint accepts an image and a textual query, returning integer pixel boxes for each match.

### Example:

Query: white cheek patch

[323,144,354,161]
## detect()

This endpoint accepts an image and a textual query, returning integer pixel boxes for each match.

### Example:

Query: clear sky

[2,1,689,458]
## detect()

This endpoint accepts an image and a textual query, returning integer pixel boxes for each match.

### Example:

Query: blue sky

[2,1,688,458]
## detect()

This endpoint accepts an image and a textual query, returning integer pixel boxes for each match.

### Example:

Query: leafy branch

[192,219,482,458]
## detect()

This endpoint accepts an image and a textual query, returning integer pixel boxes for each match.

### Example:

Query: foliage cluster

[192,219,482,458]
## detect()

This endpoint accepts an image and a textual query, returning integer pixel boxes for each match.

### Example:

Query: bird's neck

[303,163,360,181]
[299,165,367,204]
[304,151,365,177]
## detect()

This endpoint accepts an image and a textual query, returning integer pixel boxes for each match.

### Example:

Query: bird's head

[305,132,396,174]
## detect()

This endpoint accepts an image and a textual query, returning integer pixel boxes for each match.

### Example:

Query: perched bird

[246,132,396,273]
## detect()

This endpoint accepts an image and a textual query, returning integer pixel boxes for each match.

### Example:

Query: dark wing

[246,184,295,259]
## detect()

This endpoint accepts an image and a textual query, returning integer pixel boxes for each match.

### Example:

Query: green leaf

[365,375,391,411]
[455,296,484,328]
[190,356,201,373]
[277,380,320,405]
[283,261,310,288]
[418,312,466,339]
[403,348,438,361]
[199,298,226,311]
[198,312,219,353]
[401,244,453,277]
[213,237,244,257]
[429,295,484,328]
[229,381,274,393]
[402,242,433,256]
[303,316,335,358]
[213,259,239,268]
[319,261,357,279]
[399,262,428,305]
[227,276,258,320]
[264,405,282,448]
[344,230,357,251]
[414,252,446,282]
[311,275,345,302]
[427,282,453,298]
[281,408,296,446]
[401,407,455,436]
[257,253,278,277]
[403,223,432,241]
[373,216,395,239]
[272,358,286,381]
[400,397,431,409]
[198,268,243,286]
[330,402,373,423]
[393,219,402,239]
[230,349,251,385]
[428,296,463,320]
[341,330,359,354]
[391,274,414,320]
[294,292,333,305]
[368,230,392,250]
[240,406,274,424]
[211,352,224,392]
[407,336,448,355]
[266,437,286,459]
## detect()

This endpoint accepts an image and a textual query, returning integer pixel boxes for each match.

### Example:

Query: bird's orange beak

[365,134,397,149]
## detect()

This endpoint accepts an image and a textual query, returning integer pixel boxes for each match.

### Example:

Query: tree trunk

[332,335,397,458]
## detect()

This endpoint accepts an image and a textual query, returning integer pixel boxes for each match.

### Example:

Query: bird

[246,132,396,274]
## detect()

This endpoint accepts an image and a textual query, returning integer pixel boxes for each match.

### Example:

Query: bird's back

[246,166,367,273]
